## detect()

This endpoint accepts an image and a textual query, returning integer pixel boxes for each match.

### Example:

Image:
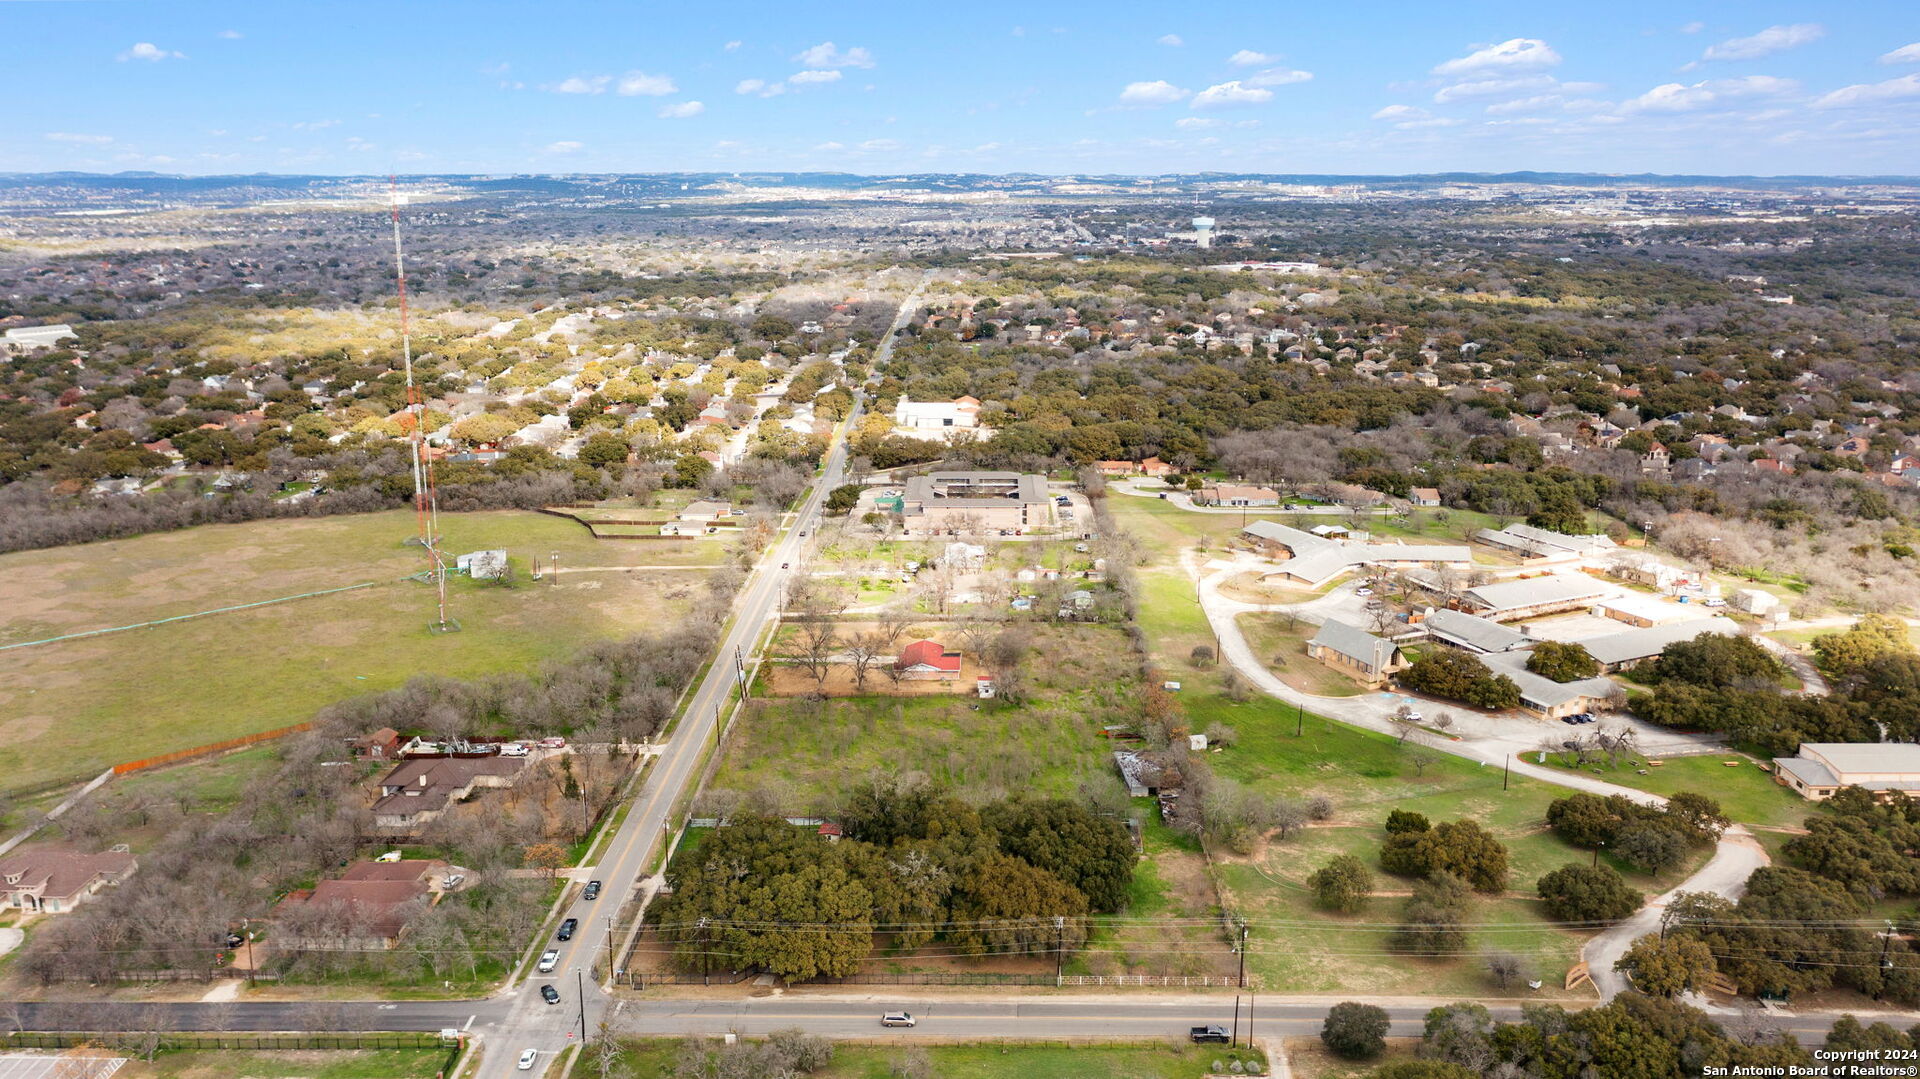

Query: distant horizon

[5,1,1918,175]
[7,168,1920,184]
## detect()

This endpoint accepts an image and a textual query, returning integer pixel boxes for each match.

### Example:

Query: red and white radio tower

[389,178,455,633]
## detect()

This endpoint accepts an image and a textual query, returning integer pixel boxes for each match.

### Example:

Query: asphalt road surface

[463,278,926,1076]
[7,994,1846,1046]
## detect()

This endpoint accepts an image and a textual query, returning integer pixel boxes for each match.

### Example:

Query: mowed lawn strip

[613,1041,1267,1079]
[0,510,712,787]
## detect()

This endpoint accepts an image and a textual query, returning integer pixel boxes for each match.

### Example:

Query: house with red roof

[894,639,962,680]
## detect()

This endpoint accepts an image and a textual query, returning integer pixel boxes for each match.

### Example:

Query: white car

[881,1011,916,1027]
[500,743,529,757]
[537,949,559,973]
[518,1048,539,1070]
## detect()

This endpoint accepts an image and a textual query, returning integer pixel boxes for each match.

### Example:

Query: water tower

[1191,216,1216,248]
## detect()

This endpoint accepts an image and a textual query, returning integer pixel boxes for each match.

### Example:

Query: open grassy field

[1237,613,1366,697]
[113,1048,449,1078]
[713,623,1136,811]
[1538,749,1811,832]
[0,510,715,788]
[614,1040,1267,1079]
[1191,692,1691,999]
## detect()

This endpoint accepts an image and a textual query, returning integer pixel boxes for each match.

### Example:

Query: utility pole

[575,967,586,1041]
[607,916,616,981]
[1503,753,1510,791]
[1054,916,1066,985]
[1296,699,1304,738]
[1246,992,1254,1050]
[698,918,710,987]
[1877,921,1897,999]
[243,919,255,987]
[1236,921,1248,988]
[551,550,560,587]
[1230,994,1240,1047]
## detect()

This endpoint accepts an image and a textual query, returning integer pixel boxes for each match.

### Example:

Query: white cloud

[1484,94,1563,114]
[1191,81,1272,108]
[1371,104,1426,120]
[735,78,766,94]
[1246,67,1312,87]
[1227,49,1275,66]
[291,119,341,130]
[543,140,583,154]
[552,75,610,94]
[1432,38,1560,75]
[616,71,677,96]
[1814,73,1920,108]
[788,69,843,85]
[813,141,845,151]
[857,138,901,152]
[1176,117,1220,129]
[1680,21,1705,34]
[793,42,874,69]
[723,40,742,51]
[1157,34,1183,47]
[1433,74,1557,103]
[45,132,113,144]
[1703,24,1823,61]
[1622,75,1796,112]
[1118,80,1189,105]
[1882,43,1920,64]
[218,29,243,40]
[118,42,184,62]
[657,100,705,118]
[396,150,429,161]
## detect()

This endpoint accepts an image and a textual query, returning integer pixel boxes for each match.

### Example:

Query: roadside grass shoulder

[115,1048,447,1079]
[612,1040,1266,1079]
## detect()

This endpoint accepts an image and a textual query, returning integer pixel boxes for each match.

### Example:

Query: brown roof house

[274,861,438,950]
[369,756,525,832]
[0,845,137,914]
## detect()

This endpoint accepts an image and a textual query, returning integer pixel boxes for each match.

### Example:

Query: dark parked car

[1191,1025,1231,1044]
[557,918,577,941]
[539,984,560,1005]
[583,880,602,900]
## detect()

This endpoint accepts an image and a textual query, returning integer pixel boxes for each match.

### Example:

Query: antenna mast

[389,177,454,632]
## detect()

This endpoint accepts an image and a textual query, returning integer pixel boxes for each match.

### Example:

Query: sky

[4,0,1919,177]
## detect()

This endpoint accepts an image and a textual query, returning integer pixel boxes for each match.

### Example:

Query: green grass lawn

[117,1048,449,1079]
[1535,750,1812,832]
[1237,613,1365,697]
[0,509,712,788]
[714,625,1135,811]
[614,1040,1267,1079]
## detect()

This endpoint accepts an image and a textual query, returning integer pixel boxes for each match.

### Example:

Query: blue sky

[5,0,1919,176]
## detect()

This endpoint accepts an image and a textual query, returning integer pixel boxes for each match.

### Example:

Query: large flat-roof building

[1479,649,1616,719]
[1462,575,1609,622]
[1242,521,1471,588]
[1423,608,1532,654]
[1,324,78,354]
[1473,524,1616,562]
[901,471,1053,536]
[1773,743,1920,801]
[895,396,982,431]
[1576,619,1734,672]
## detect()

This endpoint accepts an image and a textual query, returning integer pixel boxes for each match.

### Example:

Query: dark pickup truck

[1190,1025,1231,1044]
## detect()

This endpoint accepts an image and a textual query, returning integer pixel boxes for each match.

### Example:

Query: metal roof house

[1306,619,1405,687]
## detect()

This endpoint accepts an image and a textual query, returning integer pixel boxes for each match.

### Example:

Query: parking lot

[0,1055,127,1079]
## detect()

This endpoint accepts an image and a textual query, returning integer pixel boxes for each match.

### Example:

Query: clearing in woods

[0,509,720,790]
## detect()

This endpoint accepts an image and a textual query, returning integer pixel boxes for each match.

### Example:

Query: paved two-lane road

[466,278,926,1075]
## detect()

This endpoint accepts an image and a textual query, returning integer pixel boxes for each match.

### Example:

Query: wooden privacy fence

[113,723,312,776]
